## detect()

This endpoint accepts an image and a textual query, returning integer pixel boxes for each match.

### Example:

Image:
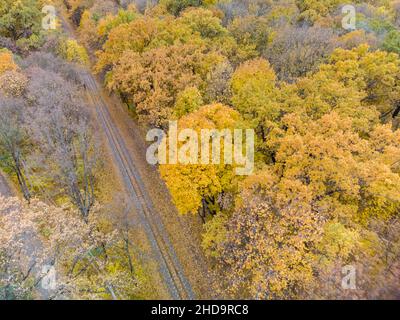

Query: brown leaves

[110,44,222,127]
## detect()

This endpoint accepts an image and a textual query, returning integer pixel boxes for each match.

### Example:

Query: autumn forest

[0,0,400,301]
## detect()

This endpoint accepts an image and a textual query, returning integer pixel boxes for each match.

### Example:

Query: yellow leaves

[277,44,400,134]
[324,45,400,115]
[337,29,378,50]
[216,169,324,299]
[317,221,360,264]
[231,58,276,94]
[59,39,89,66]
[159,104,242,215]
[178,7,227,39]
[298,0,348,22]
[109,43,224,127]
[180,103,241,130]
[96,7,138,38]
[95,16,198,73]
[0,49,18,75]
[161,163,221,214]
[231,58,279,122]
[78,10,99,49]
[173,87,203,119]
[201,211,228,258]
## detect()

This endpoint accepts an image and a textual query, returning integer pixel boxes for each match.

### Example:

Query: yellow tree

[210,111,400,299]
[159,103,242,217]
[0,50,18,75]
[214,169,324,299]
[314,45,400,120]
[230,58,280,130]
[58,39,90,66]
[94,15,196,73]
[173,86,204,119]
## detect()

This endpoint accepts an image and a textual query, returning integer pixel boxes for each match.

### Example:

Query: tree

[227,14,271,58]
[173,87,203,119]
[94,16,164,73]
[178,7,227,39]
[108,44,224,127]
[0,196,138,299]
[21,52,84,86]
[230,58,278,122]
[209,112,400,299]
[78,10,100,50]
[0,36,20,54]
[0,96,31,201]
[160,0,204,16]
[58,39,90,66]
[263,25,336,82]
[0,71,28,97]
[216,0,274,23]
[0,0,42,41]
[313,45,400,120]
[382,29,400,54]
[27,67,97,222]
[213,170,324,299]
[96,6,138,40]
[297,0,347,24]
[159,103,242,218]
[204,60,233,105]
[0,50,18,75]
[337,29,378,50]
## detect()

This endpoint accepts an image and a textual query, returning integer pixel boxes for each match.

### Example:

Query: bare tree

[0,96,31,201]
[21,52,84,86]
[217,0,273,24]
[27,67,98,222]
[263,25,337,82]
[205,61,233,105]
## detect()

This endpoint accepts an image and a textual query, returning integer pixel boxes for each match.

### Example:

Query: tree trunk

[14,161,31,202]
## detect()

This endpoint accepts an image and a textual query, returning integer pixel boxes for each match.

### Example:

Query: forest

[0,0,400,300]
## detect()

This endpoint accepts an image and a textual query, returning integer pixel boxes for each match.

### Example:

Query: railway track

[83,74,195,300]
[58,13,195,300]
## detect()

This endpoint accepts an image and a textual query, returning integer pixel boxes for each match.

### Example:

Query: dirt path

[58,10,215,299]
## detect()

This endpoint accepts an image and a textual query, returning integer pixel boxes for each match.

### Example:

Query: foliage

[26,67,97,221]
[108,44,223,127]
[0,71,28,97]
[264,25,337,82]
[231,58,278,122]
[41,0,400,300]
[160,0,204,16]
[0,50,18,75]
[211,112,400,298]
[173,87,204,118]
[160,103,242,215]
[58,38,90,65]
[0,96,31,201]
[0,0,42,41]
[0,196,139,300]
[382,29,400,54]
